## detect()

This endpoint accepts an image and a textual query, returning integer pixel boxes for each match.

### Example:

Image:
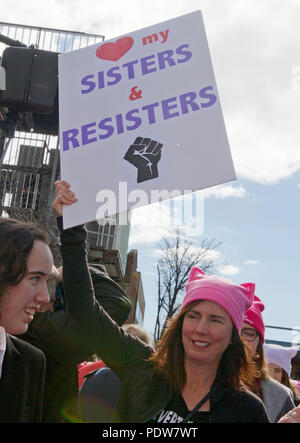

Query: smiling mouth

[193,340,210,348]
[24,308,38,318]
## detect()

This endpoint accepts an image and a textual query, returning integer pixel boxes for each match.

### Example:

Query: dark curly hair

[0,217,50,296]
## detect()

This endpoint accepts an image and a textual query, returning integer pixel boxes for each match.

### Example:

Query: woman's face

[0,240,53,335]
[268,363,283,383]
[241,322,260,357]
[182,300,233,369]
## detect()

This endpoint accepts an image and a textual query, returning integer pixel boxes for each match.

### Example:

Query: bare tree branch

[154,231,221,342]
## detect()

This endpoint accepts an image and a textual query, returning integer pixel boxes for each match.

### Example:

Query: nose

[194,317,209,334]
[36,282,50,306]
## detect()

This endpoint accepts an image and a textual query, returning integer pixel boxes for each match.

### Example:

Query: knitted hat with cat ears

[181,267,255,332]
[244,295,265,342]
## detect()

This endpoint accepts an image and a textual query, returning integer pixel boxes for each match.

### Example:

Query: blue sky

[129,175,300,343]
[2,0,300,343]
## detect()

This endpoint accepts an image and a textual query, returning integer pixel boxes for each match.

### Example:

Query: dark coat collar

[0,335,25,422]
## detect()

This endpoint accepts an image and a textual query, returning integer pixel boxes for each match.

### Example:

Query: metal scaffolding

[0,22,104,262]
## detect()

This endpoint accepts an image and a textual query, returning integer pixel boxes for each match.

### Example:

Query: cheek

[0,293,9,316]
[216,328,232,350]
[1,281,33,310]
[275,371,282,382]
[181,321,191,343]
[245,340,258,356]
[0,290,19,325]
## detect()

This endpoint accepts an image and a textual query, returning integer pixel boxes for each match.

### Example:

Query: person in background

[38,265,60,313]
[241,295,295,422]
[264,343,299,405]
[0,217,52,422]
[78,323,153,422]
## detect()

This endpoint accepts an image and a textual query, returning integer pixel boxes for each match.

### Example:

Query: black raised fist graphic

[124,137,163,183]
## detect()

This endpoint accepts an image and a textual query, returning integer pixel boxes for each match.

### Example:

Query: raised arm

[52,181,149,371]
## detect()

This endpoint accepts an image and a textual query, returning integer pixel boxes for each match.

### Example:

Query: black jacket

[20,217,131,422]
[59,222,269,423]
[0,335,46,423]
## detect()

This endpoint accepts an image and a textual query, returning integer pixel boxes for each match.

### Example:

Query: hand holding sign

[124,137,163,183]
[53,180,77,216]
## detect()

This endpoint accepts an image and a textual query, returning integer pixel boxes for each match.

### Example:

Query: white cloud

[244,260,260,265]
[128,201,175,245]
[128,182,247,246]
[202,184,246,199]
[218,264,241,276]
[128,190,206,245]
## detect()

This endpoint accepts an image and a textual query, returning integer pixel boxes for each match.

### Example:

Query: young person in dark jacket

[19,186,131,422]
[54,180,269,423]
[0,218,52,422]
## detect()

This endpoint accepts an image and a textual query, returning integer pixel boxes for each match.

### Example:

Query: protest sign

[58,10,236,229]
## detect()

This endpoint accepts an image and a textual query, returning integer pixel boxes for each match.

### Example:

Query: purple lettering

[142,102,159,124]
[98,118,114,140]
[116,113,124,134]
[62,128,80,151]
[176,44,193,63]
[107,66,122,86]
[161,97,179,119]
[81,122,97,145]
[126,109,142,131]
[81,74,96,94]
[179,92,200,114]
[199,86,217,107]
[157,49,176,70]
[140,54,157,75]
[97,71,105,89]
[122,60,139,80]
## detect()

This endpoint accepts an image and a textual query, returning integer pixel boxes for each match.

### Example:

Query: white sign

[58,10,236,229]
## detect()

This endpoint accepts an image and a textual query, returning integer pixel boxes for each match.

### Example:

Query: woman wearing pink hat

[241,296,295,422]
[55,183,269,423]
[146,267,269,423]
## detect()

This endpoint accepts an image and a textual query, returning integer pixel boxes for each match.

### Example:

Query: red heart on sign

[96,37,134,61]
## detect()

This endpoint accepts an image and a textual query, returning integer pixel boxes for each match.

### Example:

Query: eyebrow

[27,271,47,276]
[188,310,226,320]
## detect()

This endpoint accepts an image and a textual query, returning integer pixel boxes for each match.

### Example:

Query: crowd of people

[0,179,300,423]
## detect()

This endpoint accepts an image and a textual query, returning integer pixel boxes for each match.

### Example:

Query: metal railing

[0,22,104,261]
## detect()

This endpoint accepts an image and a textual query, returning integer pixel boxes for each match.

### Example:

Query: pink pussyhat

[181,267,255,332]
[243,295,265,342]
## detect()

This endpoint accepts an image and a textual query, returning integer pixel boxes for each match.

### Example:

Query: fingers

[52,180,77,216]
[54,180,71,191]
[56,188,77,205]
[278,407,300,423]
[54,180,77,203]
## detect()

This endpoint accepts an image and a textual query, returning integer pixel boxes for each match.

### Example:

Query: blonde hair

[123,323,153,346]
[46,265,60,302]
